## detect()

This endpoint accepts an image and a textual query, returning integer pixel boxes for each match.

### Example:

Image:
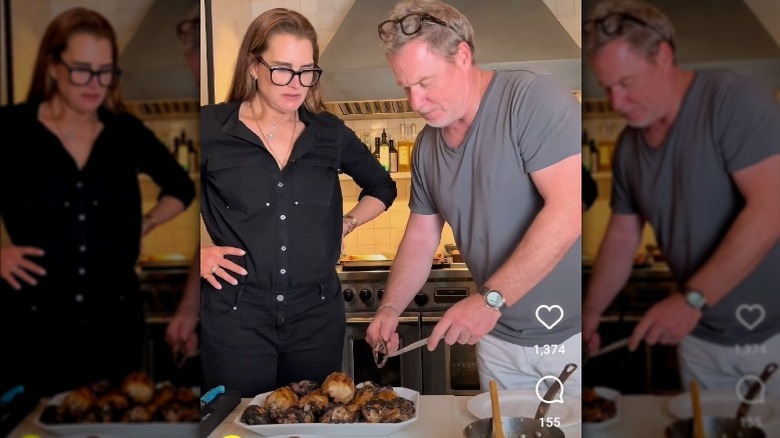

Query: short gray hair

[583,0,676,62]
[380,0,475,63]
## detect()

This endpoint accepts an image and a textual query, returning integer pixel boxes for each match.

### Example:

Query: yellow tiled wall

[340,178,456,257]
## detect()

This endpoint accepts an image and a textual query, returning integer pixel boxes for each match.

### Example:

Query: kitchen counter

[12,394,779,437]
[206,395,582,438]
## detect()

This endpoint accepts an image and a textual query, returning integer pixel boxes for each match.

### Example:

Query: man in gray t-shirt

[583,0,780,396]
[367,0,582,393]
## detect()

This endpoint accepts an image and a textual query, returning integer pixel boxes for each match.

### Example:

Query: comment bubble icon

[735,374,766,405]
[535,375,565,404]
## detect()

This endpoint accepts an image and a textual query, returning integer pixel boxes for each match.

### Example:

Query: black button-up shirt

[200,102,396,291]
[0,102,196,307]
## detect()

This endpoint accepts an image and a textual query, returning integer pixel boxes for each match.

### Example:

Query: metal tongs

[373,337,430,368]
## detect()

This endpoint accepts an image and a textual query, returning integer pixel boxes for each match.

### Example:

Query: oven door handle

[421,316,442,323]
[347,316,419,324]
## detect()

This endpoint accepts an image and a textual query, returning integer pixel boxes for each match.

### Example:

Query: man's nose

[407,89,425,112]
[609,88,626,112]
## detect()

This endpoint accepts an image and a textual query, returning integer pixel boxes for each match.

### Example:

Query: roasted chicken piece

[274,406,316,424]
[321,372,356,404]
[241,404,272,425]
[120,372,154,404]
[160,400,200,423]
[144,383,174,418]
[263,386,299,416]
[351,382,377,408]
[297,389,329,414]
[362,397,415,423]
[62,386,98,417]
[121,405,152,422]
[320,403,359,423]
[96,390,130,421]
[289,379,320,397]
[373,387,398,402]
[40,405,69,424]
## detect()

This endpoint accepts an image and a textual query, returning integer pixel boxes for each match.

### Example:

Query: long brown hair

[225,8,325,113]
[26,7,124,112]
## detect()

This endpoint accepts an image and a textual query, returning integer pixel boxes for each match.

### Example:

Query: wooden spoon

[489,380,506,438]
[690,380,705,438]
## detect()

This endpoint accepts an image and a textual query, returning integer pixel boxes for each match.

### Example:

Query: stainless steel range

[338,263,481,395]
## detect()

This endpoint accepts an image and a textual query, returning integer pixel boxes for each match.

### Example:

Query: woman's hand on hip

[0,245,46,290]
[200,245,247,290]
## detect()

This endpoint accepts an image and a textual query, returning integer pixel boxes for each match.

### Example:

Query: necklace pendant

[267,132,274,141]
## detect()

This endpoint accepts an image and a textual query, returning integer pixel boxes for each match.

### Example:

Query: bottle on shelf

[374,137,381,162]
[589,138,599,173]
[176,130,189,172]
[596,124,615,172]
[409,123,418,167]
[362,131,372,152]
[582,130,592,172]
[389,138,399,173]
[397,123,412,172]
[379,129,390,171]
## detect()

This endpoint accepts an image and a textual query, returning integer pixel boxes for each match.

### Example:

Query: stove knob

[414,292,429,307]
[359,289,373,302]
[343,289,355,302]
[377,289,385,301]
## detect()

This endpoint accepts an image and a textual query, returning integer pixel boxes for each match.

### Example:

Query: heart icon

[535,305,564,330]
[735,304,765,331]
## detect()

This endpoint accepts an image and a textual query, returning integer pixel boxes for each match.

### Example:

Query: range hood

[319,0,581,119]
[118,0,199,117]
[582,0,780,104]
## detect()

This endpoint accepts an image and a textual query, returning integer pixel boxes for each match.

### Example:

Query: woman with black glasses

[199,8,396,397]
[0,8,195,399]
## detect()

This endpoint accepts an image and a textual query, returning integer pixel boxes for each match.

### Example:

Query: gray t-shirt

[612,70,780,345]
[410,70,581,346]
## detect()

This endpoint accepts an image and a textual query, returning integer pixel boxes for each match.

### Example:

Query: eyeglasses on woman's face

[58,59,121,88]
[377,12,455,41]
[255,56,322,87]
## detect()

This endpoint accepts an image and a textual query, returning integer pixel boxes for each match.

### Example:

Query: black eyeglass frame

[583,12,668,43]
[57,59,122,88]
[255,56,323,87]
[377,12,457,41]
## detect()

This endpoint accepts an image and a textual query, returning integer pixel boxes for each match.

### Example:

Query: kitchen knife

[386,337,430,358]
[374,337,430,368]
[200,387,240,438]
[588,338,630,360]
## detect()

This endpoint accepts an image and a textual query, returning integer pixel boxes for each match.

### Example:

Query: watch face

[485,291,504,308]
[686,291,705,308]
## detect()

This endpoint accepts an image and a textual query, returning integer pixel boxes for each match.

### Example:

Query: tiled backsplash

[340,177,455,257]
[340,115,455,257]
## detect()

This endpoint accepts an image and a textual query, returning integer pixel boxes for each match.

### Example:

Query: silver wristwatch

[683,289,708,311]
[479,286,505,311]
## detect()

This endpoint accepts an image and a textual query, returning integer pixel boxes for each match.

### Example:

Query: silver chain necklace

[250,101,298,169]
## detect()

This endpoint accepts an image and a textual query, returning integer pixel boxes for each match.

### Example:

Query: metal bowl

[664,417,765,438]
[463,417,565,438]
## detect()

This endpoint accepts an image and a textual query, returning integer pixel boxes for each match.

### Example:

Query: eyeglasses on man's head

[255,56,322,87]
[377,12,455,41]
[58,59,121,87]
[583,12,663,40]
